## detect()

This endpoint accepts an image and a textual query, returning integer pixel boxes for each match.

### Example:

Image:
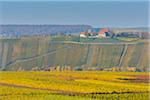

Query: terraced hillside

[0,37,149,71]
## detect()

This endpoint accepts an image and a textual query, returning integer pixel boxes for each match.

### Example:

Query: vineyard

[0,71,149,100]
[0,37,149,71]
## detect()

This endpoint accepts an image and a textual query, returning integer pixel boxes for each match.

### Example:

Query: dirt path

[5,46,71,67]
[118,44,128,67]
[0,82,86,96]
[51,41,138,45]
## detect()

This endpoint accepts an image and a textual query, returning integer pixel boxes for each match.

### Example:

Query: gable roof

[98,28,109,34]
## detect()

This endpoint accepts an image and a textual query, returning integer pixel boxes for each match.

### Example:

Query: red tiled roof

[98,28,109,34]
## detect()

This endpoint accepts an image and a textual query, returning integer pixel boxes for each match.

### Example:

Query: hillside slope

[0,37,149,71]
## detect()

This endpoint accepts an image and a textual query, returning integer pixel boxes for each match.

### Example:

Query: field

[0,71,149,100]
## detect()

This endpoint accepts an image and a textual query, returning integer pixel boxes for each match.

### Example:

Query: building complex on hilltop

[80,28,110,38]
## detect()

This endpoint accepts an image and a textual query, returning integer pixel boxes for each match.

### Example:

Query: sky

[0,0,149,27]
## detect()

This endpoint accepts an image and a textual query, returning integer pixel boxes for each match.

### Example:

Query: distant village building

[98,28,109,38]
[80,28,110,38]
[80,32,88,38]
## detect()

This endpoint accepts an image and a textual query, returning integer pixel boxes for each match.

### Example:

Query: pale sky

[0,0,149,27]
